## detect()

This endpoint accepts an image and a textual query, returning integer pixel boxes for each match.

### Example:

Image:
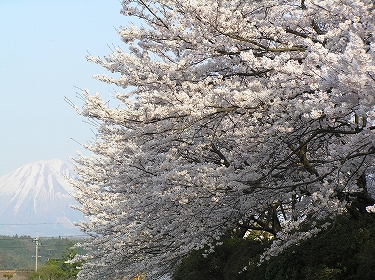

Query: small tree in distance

[70,0,375,279]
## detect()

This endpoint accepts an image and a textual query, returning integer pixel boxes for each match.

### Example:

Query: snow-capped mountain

[0,159,83,237]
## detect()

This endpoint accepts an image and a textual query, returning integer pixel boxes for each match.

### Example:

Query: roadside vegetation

[28,243,82,280]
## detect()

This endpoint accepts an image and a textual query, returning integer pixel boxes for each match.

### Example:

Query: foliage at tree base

[173,213,375,280]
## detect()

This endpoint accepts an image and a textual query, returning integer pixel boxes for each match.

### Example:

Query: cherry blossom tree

[70,0,375,279]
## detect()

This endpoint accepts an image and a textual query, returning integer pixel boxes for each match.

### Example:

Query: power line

[0,236,89,244]
[0,236,89,240]
[0,245,81,249]
[0,222,79,226]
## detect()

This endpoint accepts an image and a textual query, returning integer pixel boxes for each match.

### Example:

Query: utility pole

[32,236,41,272]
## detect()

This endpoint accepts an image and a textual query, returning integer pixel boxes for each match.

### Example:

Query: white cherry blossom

[70,0,375,279]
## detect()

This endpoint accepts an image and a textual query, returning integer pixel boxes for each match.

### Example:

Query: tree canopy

[71,0,375,279]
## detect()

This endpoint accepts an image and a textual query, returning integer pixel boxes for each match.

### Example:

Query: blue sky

[0,0,129,176]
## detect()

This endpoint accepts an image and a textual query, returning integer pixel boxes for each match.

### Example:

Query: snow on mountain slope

[0,159,83,236]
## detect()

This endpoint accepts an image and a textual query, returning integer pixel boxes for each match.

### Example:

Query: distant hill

[0,159,83,237]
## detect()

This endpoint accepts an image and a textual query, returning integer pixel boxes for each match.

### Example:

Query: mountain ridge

[0,159,83,237]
